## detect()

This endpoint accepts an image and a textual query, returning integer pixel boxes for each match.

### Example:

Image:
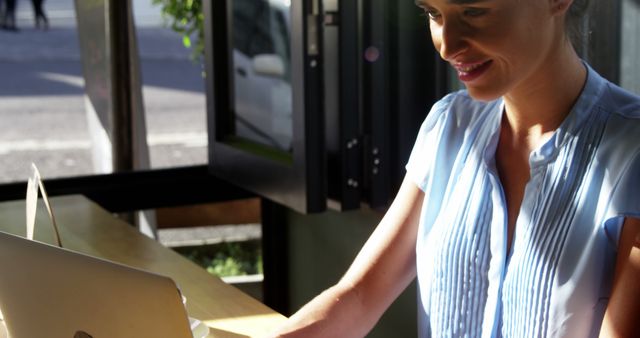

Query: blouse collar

[527,62,607,166]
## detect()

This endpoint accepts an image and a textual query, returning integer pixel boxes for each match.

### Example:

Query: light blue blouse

[406,65,640,338]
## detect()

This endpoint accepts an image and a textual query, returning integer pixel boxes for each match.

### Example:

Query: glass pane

[0,3,91,184]
[621,0,640,95]
[133,6,208,169]
[0,1,208,185]
[231,0,293,153]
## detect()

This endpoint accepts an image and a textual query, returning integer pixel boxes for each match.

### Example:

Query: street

[0,0,208,183]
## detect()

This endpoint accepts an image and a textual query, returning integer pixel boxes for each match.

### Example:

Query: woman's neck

[502,41,587,149]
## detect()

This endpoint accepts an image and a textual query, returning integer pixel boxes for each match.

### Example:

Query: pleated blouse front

[406,65,640,338]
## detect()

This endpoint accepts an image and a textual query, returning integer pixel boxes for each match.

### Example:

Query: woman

[268,0,640,336]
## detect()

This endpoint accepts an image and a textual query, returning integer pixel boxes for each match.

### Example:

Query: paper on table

[0,309,6,338]
[25,173,37,240]
[180,286,209,338]
[25,163,63,247]
[190,317,210,338]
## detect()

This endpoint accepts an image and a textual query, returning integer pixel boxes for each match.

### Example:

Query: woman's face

[418,0,566,101]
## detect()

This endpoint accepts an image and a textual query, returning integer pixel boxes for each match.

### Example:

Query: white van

[232,0,292,152]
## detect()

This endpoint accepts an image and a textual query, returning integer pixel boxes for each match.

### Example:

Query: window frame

[203,0,326,214]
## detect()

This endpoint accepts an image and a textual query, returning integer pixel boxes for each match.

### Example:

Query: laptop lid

[0,230,194,338]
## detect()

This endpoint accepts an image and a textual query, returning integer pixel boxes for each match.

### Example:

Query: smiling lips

[452,60,493,82]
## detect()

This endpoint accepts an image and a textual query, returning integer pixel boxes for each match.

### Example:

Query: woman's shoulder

[597,82,640,151]
[577,67,640,150]
[423,90,502,131]
[589,78,640,176]
[594,75,640,120]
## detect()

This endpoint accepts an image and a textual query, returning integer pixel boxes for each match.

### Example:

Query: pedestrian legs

[32,0,48,30]
[3,0,17,31]
[0,0,5,29]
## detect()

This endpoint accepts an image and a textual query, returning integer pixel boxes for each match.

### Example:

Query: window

[231,0,293,153]
[204,0,326,214]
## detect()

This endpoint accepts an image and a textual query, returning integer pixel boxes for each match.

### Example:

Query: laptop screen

[0,231,195,338]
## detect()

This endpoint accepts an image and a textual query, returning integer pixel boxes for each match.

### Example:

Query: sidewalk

[13,0,164,28]
[0,24,191,62]
[3,0,189,62]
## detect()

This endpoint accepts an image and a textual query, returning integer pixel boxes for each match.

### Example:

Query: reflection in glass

[231,0,292,153]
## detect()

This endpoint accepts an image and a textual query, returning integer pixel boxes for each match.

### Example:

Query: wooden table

[0,195,286,338]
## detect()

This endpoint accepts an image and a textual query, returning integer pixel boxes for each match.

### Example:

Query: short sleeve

[608,148,640,217]
[405,94,454,192]
[602,148,640,245]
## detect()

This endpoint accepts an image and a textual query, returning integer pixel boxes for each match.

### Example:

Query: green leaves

[182,35,192,48]
[151,0,204,62]
[175,241,263,278]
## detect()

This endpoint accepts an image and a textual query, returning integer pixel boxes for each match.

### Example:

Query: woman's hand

[264,176,424,338]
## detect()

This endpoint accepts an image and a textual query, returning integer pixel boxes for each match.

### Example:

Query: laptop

[0,230,212,338]
[0,165,209,338]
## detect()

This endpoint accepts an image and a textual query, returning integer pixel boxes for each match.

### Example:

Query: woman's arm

[599,217,640,338]
[265,176,425,338]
